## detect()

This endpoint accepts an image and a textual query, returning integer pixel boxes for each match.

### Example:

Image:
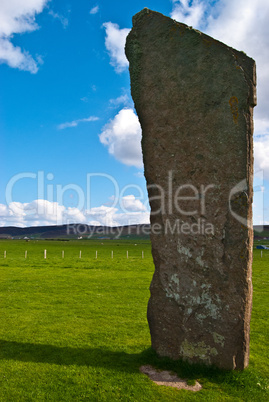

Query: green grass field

[0,239,268,401]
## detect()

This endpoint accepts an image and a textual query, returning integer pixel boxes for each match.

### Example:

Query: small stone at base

[140,365,202,392]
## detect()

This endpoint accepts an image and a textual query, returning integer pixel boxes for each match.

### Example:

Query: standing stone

[125,9,256,370]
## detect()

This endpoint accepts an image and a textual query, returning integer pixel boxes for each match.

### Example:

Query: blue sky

[0,0,268,227]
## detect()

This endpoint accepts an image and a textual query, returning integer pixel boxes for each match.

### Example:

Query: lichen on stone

[180,339,218,365]
[213,332,225,347]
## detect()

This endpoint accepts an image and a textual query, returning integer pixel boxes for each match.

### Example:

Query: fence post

[96,250,98,259]
[62,250,64,259]
[142,251,144,259]
[79,250,82,259]
[127,250,128,259]
[25,250,27,259]
[4,250,6,259]
[44,249,47,259]
[111,250,113,259]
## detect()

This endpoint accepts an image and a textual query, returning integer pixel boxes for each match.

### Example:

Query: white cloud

[108,211,150,227]
[134,171,144,178]
[109,94,130,107]
[171,0,205,28]
[99,108,143,168]
[80,97,88,102]
[0,199,65,227]
[103,22,130,73]
[84,204,149,227]
[58,116,99,130]
[254,119,269,138]
[0,0,48,73]
[90,5,99,15]
[0,196,150,227]
[254,139,269,180]
[85,206,118,226]
[64,207,87,223]
[254,118,269,178]
[0,39,40,73]
[48,10,69,29]
[121,195,146,212]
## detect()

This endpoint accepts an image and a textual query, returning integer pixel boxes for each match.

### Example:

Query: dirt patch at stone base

[140,365,202,391]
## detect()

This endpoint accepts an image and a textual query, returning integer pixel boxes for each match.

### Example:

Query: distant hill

[253,225,269,239]
[0,224,267,240]
[0,224,151,240]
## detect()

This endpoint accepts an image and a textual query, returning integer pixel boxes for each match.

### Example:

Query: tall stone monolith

[125,9,256,370]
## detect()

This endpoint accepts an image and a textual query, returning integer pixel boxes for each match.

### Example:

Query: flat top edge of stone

[131,8,255,64]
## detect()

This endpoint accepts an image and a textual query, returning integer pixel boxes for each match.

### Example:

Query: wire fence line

[1,249,146,260]
[1,249,266,261]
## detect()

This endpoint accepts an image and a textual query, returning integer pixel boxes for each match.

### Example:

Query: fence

[2,249,146,260]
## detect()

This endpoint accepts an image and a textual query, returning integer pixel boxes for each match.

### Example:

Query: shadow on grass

[0,340,145,373]
[0,339,267,395]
